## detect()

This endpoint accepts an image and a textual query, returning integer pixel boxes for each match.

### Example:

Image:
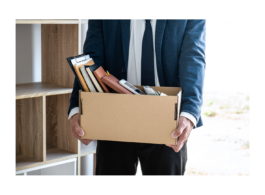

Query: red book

[93,66,110,93]
[102,75,133,94]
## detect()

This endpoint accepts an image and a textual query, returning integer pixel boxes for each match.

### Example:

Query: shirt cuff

[180,112,197,128]
[68,107,80,120]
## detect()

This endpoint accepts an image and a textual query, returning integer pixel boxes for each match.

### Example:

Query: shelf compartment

[41,24,78,88]
[16,154,42,171]
[46,147,77,161]
[16,19,80,24]
[16,82,72,99]
[46,93,78,160]
[16,97,44,169]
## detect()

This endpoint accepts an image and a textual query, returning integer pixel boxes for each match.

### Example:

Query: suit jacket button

[122,68,126,73]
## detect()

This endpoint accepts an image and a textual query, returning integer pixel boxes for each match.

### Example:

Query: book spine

[73,66,90,92]
[86,68,104,93]
[80,67,97,92]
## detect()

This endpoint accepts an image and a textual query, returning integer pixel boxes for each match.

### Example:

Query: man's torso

[95,20,188,87]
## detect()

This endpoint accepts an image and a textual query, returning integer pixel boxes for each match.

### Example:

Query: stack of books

[67,54,167,96]
[67,54,134,94]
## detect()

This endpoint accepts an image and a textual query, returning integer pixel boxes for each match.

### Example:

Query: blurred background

[137,18,250,176]
[184,18,249,176]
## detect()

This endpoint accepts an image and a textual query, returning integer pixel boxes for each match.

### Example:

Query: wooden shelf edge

[80,150,96,157]
[16,154,78,172]
[16,161,44,172]
[16,82,73,99]
[16,154,42,171]
[45,154,78,164]
[16,19,79,24]
[16,90,72,99]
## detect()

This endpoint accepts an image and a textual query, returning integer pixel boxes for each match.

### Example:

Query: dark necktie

[141,19,155,86]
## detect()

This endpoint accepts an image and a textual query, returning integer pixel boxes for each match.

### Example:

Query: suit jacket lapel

[155,20,167,86]
[120,20,131,71]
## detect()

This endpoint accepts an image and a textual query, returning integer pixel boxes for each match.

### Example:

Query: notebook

[80,66,97,92]
[93,66,110,93]
[101,75,133,94]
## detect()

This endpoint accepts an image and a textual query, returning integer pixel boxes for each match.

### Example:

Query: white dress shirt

[69,19,197,127]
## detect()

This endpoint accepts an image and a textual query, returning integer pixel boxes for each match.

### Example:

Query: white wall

[81,20,89,49]
[203,19,250,93]
[16,24,41,84]
[15,21,88,84]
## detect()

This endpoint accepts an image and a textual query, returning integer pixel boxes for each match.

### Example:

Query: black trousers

[95,140,187,175]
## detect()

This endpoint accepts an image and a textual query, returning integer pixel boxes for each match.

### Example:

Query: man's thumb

[172,120,185,138]
[76,128,84,136]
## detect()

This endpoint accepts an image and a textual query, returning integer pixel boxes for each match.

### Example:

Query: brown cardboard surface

[80,86,182,145]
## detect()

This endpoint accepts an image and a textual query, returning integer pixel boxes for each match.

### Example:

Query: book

[93,66,110,93]
[73,64,90,92]
[80,66,97,92]
[85,66,104,93]
[101,74,133,94]
[66,54,95,92]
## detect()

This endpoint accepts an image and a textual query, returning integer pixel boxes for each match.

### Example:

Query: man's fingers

[71,116,92,145]
[166,128,188,153]
[168,145,178,153]
[166,116,193,153]
[175,129,188,152]
[172,118,186,138]
[72,130,90,145]
[74,125,85,136]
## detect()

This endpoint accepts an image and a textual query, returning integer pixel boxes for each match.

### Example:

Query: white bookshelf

[16,19,96,176]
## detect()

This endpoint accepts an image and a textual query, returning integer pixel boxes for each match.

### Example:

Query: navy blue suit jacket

[68,20,206,128]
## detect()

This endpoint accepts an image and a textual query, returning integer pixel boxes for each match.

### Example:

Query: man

[68,20,206,175]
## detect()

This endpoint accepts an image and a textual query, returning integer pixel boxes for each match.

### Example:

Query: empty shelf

[16,154,42,171]
[46,147,77,162]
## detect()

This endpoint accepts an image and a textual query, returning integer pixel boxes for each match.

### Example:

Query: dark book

[85,65,104,93]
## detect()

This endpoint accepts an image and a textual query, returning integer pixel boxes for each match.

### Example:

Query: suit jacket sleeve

[178,20,206,122]
[68,20,105,115]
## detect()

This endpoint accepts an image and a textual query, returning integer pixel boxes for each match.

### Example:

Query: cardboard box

[79,86,182,145]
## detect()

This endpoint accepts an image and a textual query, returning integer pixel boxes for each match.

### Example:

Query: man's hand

[71,113,93,145]
[166,116,193,153]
